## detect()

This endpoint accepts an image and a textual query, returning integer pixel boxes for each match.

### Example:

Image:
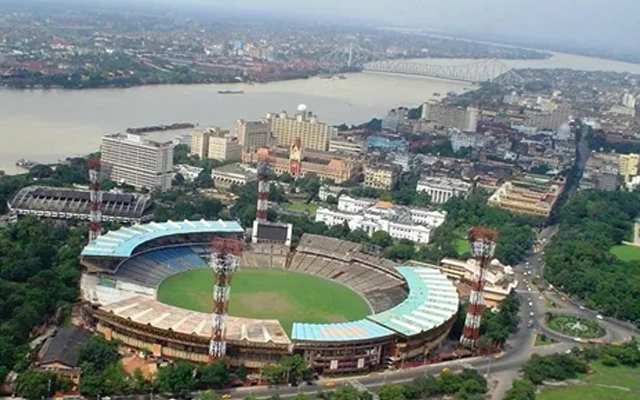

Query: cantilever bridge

[319,43,524,84]
[363,58,524,84]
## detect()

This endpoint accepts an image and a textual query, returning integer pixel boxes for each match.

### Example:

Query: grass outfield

[538,362,640,400]
[157,268,371,333]
[610,244,640,261]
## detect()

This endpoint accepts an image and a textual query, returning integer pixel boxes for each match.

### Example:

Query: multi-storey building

[382,107,409,133]
[208,134,242,162]
[580,153,619,192]
[190,130,211,159]
[329,138,368,156]
[211,164,257,190]
[315,196,446,244]
[416,177,473,204]
[523,104,572,131]
[244,147,359,184]
[487,175,566,218]
[421,101,479,132]
[619,153,639,178]
[265,108,337,151]
[236,120,272,151]
[450,132,486,152]
[364,164,400,191]
[101,133,174,191]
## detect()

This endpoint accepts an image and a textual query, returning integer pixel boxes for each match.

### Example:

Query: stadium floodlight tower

[460,226,499,348]
[87,158,103,243]
[209,237,244,359]
[256,158,270,222]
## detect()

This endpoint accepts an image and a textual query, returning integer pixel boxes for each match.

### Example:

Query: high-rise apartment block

[236,120,272,151]
[190,127,242,161]
[101,133,174,191]
[208,135,242,162]
[190,130,211,159]
[421,100,479,132]
[266,108,337,151]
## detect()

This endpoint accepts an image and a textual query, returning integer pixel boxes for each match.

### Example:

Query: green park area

[539,362,640,400]
[546,315,604,339]
[286,201,319,217]
[610,244,640,262]
[157,268,370,333]
[455,238,470,256]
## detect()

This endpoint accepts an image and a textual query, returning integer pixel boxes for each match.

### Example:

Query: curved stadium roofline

[80,219,244,258]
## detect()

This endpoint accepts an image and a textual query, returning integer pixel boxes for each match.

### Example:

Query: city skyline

[12,0,638,55]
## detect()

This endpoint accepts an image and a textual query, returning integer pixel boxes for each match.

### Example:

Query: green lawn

[538,362,640,400]
[584,362,640,392]
[538,385,638,400]
[157,268,371,334]
[455,238,470,256]
[610,244,640,261]
[286,201,319,217]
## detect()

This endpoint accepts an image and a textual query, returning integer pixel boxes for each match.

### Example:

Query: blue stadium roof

[291,319,395,342]
[81,220,244,258]
[367,266,459,337]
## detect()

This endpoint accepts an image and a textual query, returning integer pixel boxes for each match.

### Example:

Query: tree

[504,379,536,400]
[326,195,338,205]
[378,384,406,400]
[157,361,197,394]
[346,229,370,244]
[371,231,393,248]
[15,371,56,399]
[78,336,120,372]
[198,360,230,389]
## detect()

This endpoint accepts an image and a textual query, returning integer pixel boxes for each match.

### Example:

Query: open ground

[538,362,640,400]
[157,268,371,333]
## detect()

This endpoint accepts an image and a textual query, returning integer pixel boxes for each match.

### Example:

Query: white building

[623,92,637,109]
[101,133,174,191]
[315,196,446,244]
[174,164,204,182]
[416,177,473,204]
[211,164,257,190]
[450,132,487,152]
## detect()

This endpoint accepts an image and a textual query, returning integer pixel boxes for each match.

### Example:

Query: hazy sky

[23,0,640,52]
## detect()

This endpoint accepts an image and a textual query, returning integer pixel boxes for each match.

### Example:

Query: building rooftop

[212,163,258,178]
[100,295,291,346]
[81,219,244,258]
[9,186,153,220]
[291,319,395,342]
[38,326,91,368]
[367,266,459,337]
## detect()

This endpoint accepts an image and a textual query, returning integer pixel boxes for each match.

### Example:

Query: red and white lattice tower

[209,238,244,359]
[256,159,270,222]
[460,226,499,348]
[87,158,103,243]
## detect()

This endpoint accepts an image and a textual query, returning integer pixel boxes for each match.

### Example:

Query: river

[1,52,640,174]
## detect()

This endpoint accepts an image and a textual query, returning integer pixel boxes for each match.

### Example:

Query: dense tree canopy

[544,190,640,322]
[425,192,541,266]
[0,218,84,381]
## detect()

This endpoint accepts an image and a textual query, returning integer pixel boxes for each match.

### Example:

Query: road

[223,131,634,399]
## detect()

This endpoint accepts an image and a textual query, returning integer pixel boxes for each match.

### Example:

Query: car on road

[579,305,585,310]
[573,337,582,343]
[597,314,604,320]
[493,353,503,360]
[222,394,232,400]
[530,312,535,316]
[325,381,335,388]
